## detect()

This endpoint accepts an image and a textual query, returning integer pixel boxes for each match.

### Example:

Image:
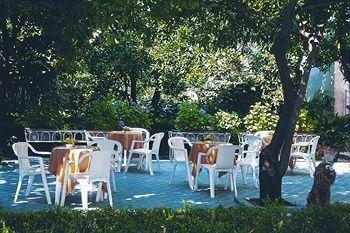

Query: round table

[107,131,143,150]
[49,145,97,204]
[189,141,228,178]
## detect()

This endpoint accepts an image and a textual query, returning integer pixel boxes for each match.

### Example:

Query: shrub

[113,100,152,129]
[296,108,315,133]
[244,102,279,132]
[82,99,118,130]
[306,93,350,150]
[0,203,349,232]
[175,103,215,131]
[214,110,242,136]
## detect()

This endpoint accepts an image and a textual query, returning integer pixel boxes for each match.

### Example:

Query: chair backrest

[215,145,242,170]
[12,142,34,171]
[80,151,112,183]
[150,132,165,153]
[131,128,150,149]
[84,130,106,146]
[309,136,320,156]
[168,137,192,162]
[95,139,123,155]
[237,132,248,146]
[242,135,262,164]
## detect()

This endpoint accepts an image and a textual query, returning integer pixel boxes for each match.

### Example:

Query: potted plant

[65,137,76,148]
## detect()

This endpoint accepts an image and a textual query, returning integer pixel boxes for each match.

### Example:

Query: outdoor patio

[1,159,349,211]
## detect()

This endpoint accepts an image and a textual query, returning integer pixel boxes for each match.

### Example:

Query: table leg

[55,178,62,205]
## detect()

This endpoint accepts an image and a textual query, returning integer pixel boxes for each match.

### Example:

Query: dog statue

[307,161,336,206]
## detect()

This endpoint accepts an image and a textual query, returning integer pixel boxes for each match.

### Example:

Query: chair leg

[26,175,35,196]
[185,163,193,190]
[224,174,229,190]
[80,180,89,210]
[312,156,317,169]
[124,153,133,173]
[252,167,258,189]
[241,165,247,184]
[229,174,234,192]
[233,169,238,197]
[55,180,62,205]
[41,171,52,205]
[169,162,178,184]
[123,150,127,167]
[95,182,103,202]
[194,165,201,190]
[146,154,154,175]
[117,154,122,172]
[307,159,314,177]
[156,153,161,171]
[209,170,215,198]
[111,169,116,192]
[14,174,24,202]
[60,176,69,206]
[107,182,113,207]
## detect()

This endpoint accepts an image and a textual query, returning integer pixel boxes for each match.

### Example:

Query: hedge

[0,203,349,233]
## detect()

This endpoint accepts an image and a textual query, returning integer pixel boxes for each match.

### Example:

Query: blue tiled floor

[0,160,349,210]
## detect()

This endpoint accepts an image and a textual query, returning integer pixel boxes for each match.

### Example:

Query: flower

[65,137,76,145]
[199,108,206,115]
[118,120,126,127]
[130,101,138,107]
[141,105,148,112]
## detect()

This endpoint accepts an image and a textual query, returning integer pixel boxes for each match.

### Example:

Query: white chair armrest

[130,139,152,150]
[243,150,259,154]
[30,146,51,155]
[17,155,44,163]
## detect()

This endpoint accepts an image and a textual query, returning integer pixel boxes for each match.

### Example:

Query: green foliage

[214,110,242,136]
[82,99,118,130]
[296,108,315,133]
[175,103,215,131]
[306,93,350,150]
[0,203,350,233]
[113,101,152,129]
[244,102,279,132]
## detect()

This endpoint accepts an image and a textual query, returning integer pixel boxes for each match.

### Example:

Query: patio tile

[0,160,349,211]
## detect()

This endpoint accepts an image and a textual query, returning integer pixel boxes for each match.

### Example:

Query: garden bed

[1,203,349,232]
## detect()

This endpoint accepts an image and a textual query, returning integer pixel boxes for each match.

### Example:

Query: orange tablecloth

[189,142,227,177]
[49,146,97,193]
[107,131,143,151]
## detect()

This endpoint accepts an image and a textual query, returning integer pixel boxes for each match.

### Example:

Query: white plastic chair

[130,128,150,149]
[194,144,242,198]
[60,151,113,209]
[238,135,262,188]
[168,137,193,189]
[84,130,106,146]
[95,139,123,192]
[237,132,248,147]
[12,142,52,204]
[290,136,320,177]
[125,132,164,175]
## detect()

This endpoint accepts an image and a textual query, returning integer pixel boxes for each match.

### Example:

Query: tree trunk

[151,88,161,118]
[259,0,320,201]
[130,72,137,102]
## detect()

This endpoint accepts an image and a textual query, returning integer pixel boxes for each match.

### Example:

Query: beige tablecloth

[107,131,143,150]
[49,146,97,193]
[189,142,227,177]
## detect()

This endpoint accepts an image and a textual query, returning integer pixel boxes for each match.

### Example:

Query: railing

[168,130,231,143]
[168,130,231,159]
[294,133,317,143]
[24,128,109,143]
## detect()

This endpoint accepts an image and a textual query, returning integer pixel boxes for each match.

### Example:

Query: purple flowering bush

[114,100,152,129]
[175,103,215,131]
